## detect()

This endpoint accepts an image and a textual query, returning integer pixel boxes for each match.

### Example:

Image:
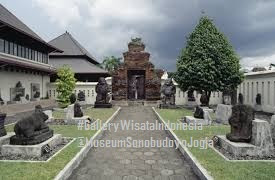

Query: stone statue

[0,113,7,137]
[129,76,138,100]
[130,37,144,46]
[78,91,85,101]
[10,105,53,145]
[95,77,112,108]
[161,78,176,105]
[194,106,204,119]
[200,91,208,106]
[226,104,254,142]
[70,93,76,104]
[238,93,244,104]
[74,102,83,117]
[187,90,195,101]
[256,93,261,105]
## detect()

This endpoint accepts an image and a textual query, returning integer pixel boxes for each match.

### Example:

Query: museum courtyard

[1,1,275,180]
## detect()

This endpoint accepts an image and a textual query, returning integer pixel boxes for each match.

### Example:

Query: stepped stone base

[2,134,62,158]
[10,129,54,145]
[66,116,90,125]
[216,119,274,158]
[183,116,210,126]
[94,103,112,108]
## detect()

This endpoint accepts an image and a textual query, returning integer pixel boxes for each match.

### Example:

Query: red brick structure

[112,38,163,101]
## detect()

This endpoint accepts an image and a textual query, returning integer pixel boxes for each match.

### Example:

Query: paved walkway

[69,106,198,180]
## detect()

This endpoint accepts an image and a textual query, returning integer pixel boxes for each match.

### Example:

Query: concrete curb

[152,107,213,180]
[54,107,121,180]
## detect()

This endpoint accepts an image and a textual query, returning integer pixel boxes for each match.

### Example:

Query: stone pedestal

[184,116,210,126]
[216,119,274,158]
[10,129,54,145]
[185,101,197,108]
[251,119,274,151]
[254,104,262,112]
[94,103,112,108]
[66,116,90,125]
[66,104,74,120]
[216,104,232,124]
[2,134,62,158]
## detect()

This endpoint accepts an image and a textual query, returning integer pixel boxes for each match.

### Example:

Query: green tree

[56,65,76,107]
[175,16,244,106]
[102,56,122,73]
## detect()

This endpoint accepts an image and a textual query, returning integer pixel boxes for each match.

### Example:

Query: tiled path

[68,106,198,180]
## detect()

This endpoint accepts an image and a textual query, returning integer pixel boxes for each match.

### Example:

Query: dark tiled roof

[49,32,99,64]
[49,57,108,74]
[0,4,62,52]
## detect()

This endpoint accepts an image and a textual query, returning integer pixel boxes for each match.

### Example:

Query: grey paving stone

[67,107,198,180]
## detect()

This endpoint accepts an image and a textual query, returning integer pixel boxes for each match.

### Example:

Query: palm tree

[102,56,122,73]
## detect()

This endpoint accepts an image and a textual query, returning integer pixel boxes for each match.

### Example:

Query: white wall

[48,82,97,104]
[0,69,50,102]
[174,85,222,106]
[48,78,112,105]
[237,71,275,113]
[48,76,223,106]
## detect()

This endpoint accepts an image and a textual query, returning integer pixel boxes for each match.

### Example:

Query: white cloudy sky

[1,0,275,71]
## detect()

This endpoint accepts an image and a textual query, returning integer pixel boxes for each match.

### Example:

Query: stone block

[66,104,74,120]
[216,104,232,124]
[184,116,209,126]
[66,116,90,125]
[251,119,273,151]
[1,134,62,158]
[216,119,274,157]
[216,135,257,157]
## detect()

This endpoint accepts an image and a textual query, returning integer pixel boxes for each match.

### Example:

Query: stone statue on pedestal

[95,77,112,108]
[194,106,204,119]
[226,104,254,142]
[74,102,83,117]
[10,105,53,145]
[161,78,176,106]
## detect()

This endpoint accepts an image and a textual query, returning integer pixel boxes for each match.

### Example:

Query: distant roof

[49,32,99,64]
[245,70,275,77]
[0,4,61,53]
[49,57,107,74]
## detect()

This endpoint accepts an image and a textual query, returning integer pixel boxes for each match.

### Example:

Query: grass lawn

[0,107,117,180]
[157,108,275,180]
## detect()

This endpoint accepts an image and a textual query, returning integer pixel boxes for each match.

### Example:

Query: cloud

[30,0,275,71]
[31,0,90,27]
[241,53,275,69]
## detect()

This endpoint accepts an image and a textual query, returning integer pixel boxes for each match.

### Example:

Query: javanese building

[48,32,109,82]
[0,4,61,104]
